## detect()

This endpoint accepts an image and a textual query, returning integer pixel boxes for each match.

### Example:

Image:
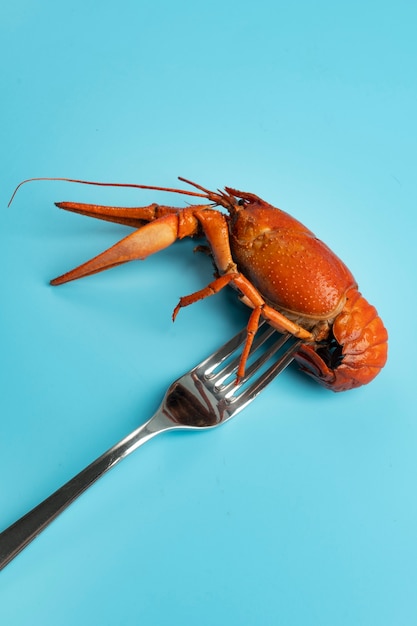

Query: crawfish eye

[316,332,344,369]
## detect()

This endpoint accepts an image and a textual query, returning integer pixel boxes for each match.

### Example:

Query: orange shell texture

[229,202,356,320]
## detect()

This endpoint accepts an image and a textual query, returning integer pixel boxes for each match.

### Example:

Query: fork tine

[202,321,275,383]
[197,326,249,377]
[219,331,292,392]
[229,337,302,409]
[211,324,277,385]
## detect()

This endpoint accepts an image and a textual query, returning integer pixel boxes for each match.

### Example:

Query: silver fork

[0,323,301,570]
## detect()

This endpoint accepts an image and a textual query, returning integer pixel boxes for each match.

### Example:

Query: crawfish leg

[171,273,262,379]
[51,209,201,285]
[193,209,314,339]
[173,271,314,340]
[174,208,315,377]
[231,274,313,340]
[172,271,313,379]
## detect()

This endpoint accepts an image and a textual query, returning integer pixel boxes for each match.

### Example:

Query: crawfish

[10,177,388,391]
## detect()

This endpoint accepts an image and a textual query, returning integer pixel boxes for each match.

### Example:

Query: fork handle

[0,411,174,571]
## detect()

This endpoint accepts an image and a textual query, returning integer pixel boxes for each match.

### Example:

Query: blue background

[1,1,416,624]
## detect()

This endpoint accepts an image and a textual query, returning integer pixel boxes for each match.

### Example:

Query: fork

[0,322,301,570]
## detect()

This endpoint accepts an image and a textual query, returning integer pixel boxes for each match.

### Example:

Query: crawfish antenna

[8,176,211,207]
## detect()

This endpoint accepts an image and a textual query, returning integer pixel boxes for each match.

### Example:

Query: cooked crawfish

[10,176,388,391]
